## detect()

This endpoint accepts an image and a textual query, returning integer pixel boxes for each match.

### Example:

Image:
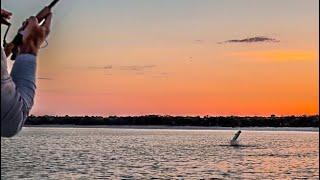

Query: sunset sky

[1,0,319,116]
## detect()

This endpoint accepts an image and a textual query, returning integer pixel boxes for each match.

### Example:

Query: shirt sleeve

[1,50,37,137]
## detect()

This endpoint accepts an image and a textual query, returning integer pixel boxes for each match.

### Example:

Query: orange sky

[2,0,319,116]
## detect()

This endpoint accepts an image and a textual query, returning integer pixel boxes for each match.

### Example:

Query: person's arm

[1,49,37,137]
[1,11,52,137]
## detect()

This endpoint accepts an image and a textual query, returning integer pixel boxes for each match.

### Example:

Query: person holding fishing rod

[1,1,58,137]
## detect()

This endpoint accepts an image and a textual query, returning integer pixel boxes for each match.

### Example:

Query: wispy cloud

[88,65,113,70]
[87,65,156,72]
[193,39,204,44]
[219,36,280,44]
[152,72,170,78]
[38,77,53,81]
[229,50,316,61]
[119,65,156,71]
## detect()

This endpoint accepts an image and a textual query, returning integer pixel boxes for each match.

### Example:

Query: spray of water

[230,130,241,146]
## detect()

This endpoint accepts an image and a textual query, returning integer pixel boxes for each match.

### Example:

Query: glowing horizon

[1,0,319,116]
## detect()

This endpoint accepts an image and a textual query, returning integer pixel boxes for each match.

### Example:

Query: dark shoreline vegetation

[25,115,319,127]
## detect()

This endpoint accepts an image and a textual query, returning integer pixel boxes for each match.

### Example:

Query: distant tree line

[25,115,319,127]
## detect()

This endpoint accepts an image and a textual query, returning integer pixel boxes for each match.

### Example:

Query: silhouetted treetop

[25,115,319,127]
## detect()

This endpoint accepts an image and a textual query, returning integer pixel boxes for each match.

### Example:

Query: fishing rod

[3,0,60,60]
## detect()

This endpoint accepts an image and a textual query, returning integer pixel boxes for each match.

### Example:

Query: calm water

[1,127,319,179]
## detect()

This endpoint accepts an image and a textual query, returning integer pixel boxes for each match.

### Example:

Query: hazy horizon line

[29,114,319,118]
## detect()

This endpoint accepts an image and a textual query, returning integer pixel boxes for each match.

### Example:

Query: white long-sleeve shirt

[1,47,37,137]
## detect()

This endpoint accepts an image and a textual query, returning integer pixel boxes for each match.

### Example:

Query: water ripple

[1,128,319,179]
